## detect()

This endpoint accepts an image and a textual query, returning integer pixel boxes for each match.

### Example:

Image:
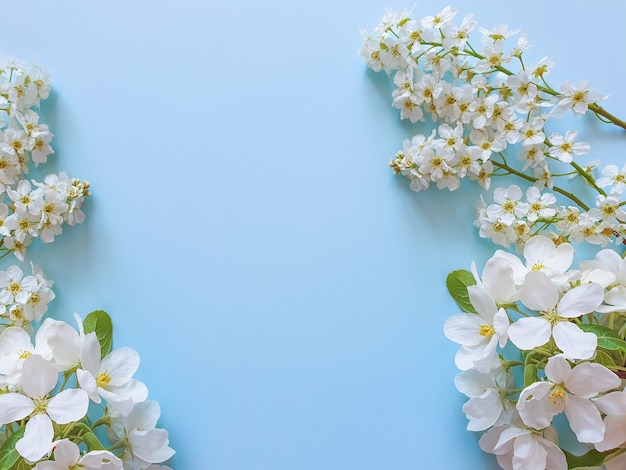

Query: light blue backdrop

[2,1,625,468]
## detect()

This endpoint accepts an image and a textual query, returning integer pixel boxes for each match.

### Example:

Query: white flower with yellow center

[517,356,620,444]
[507,270,603,359]
[444,285,509,373]
[0,354,88,462]
[76,333,148,416]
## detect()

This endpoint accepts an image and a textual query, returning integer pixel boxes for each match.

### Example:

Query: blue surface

[2,1,625,468]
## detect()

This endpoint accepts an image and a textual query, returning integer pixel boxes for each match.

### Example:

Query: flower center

[549,384,567,407]
[478,324,495,337]
[97,371,112,387]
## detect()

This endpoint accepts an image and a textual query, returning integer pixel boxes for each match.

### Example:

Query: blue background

[2,1,625,468]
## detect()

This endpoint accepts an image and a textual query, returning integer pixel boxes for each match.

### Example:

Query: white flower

[594,389,626,452]
[444,285,509,373]
[507,271,603,359]
[517,356,620,443]
[479,423,566,470]
[34,438,122,469]
[597,164,626,193]
[108,401,175,469]
[558,80,605,115]
[77,333,148,415]
[547,130,590,163]
[492,235,574,286]
[0,355,88,462]
[455,365,513,431]
[485,185,528,226]
[525,187,556,222]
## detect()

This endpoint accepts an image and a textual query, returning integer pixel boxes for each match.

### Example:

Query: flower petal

[21,355,57,398]
[0,393,33,424]
[47,388,89,424]
[564,395,605,444]
[566,362,621,397]
[16,414,54,462]
[129,428,175,464]
[520,271,558,311]
[443,314,484,346]
[101,347,140,385]
[557,283,604,318]
[507,317,551,351]
[552,322,597,360]
[544,356,571,384]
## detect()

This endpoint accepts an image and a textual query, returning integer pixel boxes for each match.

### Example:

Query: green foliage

[0,426,24,470]
[446,270,477,314]
[564,447,615,469]
[579,324,626,353]
[83,310,113,359]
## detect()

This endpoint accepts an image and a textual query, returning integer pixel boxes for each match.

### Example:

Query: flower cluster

[0,264,54,329]
[0,58,89,261]
[0,57,174,469]
[360,6,626,250]
[0,311,174,469]
[445,235,626,469]
[361,6,626,470]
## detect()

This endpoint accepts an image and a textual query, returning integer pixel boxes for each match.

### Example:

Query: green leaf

[523,353,538,388]
[83,310,113,358]
[82,431,105,451]
[446,270,477,313]
[564,447,614,469]
[579,324,626,353]
[0,426,25,470]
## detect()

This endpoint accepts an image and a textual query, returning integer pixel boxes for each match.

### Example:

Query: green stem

[490,159,590,210]
[570,161,607,197]
[590,104,626,131]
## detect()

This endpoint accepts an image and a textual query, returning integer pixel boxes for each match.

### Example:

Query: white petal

[44,321,81,368]
[0,393,34,424]
[549,242,575,274]
[51,438,80,465]
[463,389,503,431]
[76,368,101,404]
[47,388,89,424]
[517,381,559,429]
[101,347,140,385]
[512,434,548,470]
[523,235,557,268]
[443,314,484,346]
[454,369,496,398]
[507,317,551,351]
[557,283,604,318]
[129,428,175,463]
[544,356,571,384]
[565,395,605,444]
[468,285,497,322]
[595,390,626,415]
[21,355,57,398]
[552,322,597,360]
[0,327,32,373]
[127,401,161,432]
[16,414,54,462]
[595,414,626,451]
[79,450,123,468]
[566,362,621,397]
[493,308,510,348]
[520,271,558,311]
[481,257,517,302]
[80,332,101,375]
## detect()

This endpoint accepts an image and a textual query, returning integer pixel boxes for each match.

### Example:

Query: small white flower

[558,80,605,116]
